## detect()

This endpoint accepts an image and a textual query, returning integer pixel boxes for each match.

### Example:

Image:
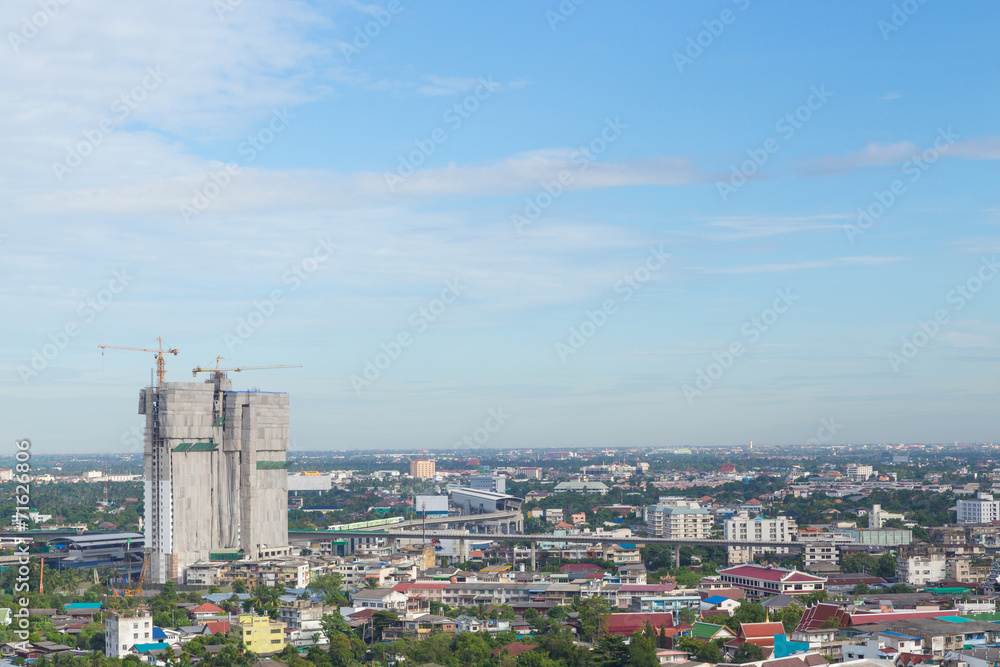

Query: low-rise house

[701,595,741,616]
[352,588,408,612]
[691,621,736,643]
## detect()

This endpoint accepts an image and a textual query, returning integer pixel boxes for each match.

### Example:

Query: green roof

[256,460,290,469]
[173,443,193,452]
[692,622,726,639]
[188,442,218,452]
[926,587,971,594]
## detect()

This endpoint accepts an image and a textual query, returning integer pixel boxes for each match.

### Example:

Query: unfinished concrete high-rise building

[140,375,290,583]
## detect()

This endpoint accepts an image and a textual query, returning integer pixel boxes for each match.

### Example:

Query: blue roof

[152,628,168,640]
[133,643,170,653]
[704,595,731,605]
[882,631,920,639]
[65,602,103,609]
[936,616,972,623]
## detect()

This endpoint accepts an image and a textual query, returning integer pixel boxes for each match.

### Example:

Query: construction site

[101,341,296,584]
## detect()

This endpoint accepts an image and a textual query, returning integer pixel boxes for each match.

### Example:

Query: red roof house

[493,643,537,658]
[605,613,675,637]
[190,603,226,620]
[736,622,786,649]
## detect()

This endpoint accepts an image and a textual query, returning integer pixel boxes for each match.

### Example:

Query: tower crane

[192,356,302,381]
[98,337,179,386]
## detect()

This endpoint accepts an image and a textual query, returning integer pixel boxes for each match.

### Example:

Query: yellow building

[230,614,286,653]
[409,459,435,479]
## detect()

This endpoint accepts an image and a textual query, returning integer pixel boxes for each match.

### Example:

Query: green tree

[776,603,804,634]
[370,611,398,643]
[310,574,348,606]
[629,630,660,667]
[575,596,615,641]
[320,613,352,644]
[725,601,766,632]
[734,643,766,663]
[594,635,630,667]
[875,553,897,579]
[695,642,720,664]
[852,583,870,596]
[452,631,492,666]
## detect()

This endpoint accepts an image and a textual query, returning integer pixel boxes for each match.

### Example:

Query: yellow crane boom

[99,337,179,386]
[192,356,302,379]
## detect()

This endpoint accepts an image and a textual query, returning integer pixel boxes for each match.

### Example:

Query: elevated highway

[287,527,808,569]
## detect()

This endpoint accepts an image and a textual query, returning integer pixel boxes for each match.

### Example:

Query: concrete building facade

[105,610,153,658]
[410,459,436,478]
[645,504,712,540]
[957,493,1000,524]
[142,377,290,583]
[724,512,797,563]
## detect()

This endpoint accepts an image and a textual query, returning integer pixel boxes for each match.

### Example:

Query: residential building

[803,542,839,569]
[842,633,922,661]
[896,544,947,586]
[957,493,1000,524]
[278,599,337,646]
[646,504,712,540]
[546,508,564,524]
[716,564,826,602]
[352,588,408,611]
[724,512,796,564]
[700,595,741,616]
[230,614,286,654]
[410,459,435,479]
[105,610,153,658]
[516,467,543,479]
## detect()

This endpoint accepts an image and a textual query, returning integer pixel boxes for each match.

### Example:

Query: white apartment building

[278,600,338,646]
[896,551,947,586]
[803,542,839,569]
[645,503,712,540]
[956,493,1000,524]
[105,610,153,658]
[845,464,874,481]
[724,512,797,564]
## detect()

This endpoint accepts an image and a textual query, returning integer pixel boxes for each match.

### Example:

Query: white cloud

[698,214,849,240]
[695,256,906,275]
[805,141,917,175]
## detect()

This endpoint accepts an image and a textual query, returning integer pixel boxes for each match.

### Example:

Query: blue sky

[2,1,998,453]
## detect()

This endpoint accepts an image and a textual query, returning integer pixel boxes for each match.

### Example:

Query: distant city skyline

[2,2,998,452]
